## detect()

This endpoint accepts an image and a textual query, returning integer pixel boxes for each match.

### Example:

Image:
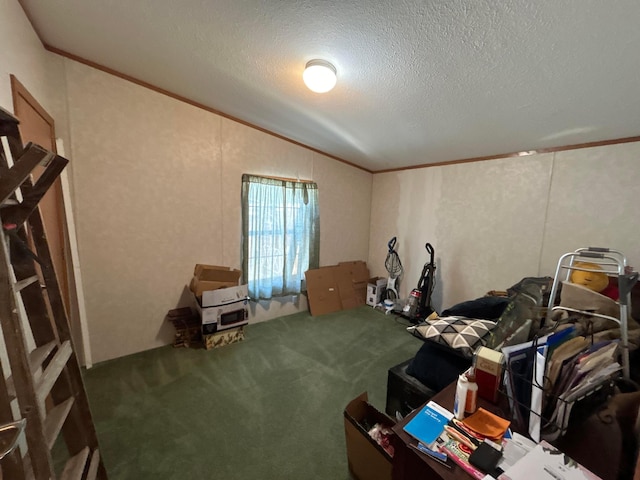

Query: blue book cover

[403,401,453,447]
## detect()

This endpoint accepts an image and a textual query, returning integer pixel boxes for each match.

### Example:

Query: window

[241,174,319,299]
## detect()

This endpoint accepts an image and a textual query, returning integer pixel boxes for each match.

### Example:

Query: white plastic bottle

[465,368,478,414]
[453,373,469,420]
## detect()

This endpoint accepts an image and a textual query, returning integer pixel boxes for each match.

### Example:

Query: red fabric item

[600,283,619,301]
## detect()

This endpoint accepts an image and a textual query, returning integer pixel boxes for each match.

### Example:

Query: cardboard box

[344,392,394,480]
[196,300,249,333]
[203,326,245,350]
[190,264,241,297]
[366,277,388,307]
[192,287,249,333]
[337,261,371,310]
[474,346,504,403]
[202,284,248,308]
[304,266,342,316]
[304,261,370,316]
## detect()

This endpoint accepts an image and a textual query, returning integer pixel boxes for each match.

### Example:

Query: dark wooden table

[391,381,622,480]
[391,381,509,480]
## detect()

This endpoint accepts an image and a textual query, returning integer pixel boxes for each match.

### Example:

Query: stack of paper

[501,326,621,441]
[544,341,620,441]
[497,433,537,472]
[498,440,602,480]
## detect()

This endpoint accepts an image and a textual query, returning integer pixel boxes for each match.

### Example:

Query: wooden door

[10,75,71,315]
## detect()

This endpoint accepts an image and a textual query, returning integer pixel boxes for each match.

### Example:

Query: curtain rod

[253,174,315,184]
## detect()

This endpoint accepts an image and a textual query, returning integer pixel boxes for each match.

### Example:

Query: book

[403,401,453,448]
[529,344,547,442]
[501,342,537,428]
[409,441,451,467]
[498,440,602,480]
[439,438,485,480]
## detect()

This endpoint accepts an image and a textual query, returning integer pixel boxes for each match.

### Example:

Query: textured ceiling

[19,0,640,172]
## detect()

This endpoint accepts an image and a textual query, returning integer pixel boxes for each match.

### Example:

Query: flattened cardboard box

[304,261,370,316]
[304,266,342,316]
[337,261,370,310]
[344,392,394,480]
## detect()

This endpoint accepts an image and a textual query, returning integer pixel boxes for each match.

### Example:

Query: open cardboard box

[344,392,395,480]
[189,264,242,299]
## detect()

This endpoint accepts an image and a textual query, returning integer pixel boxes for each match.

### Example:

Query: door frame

[9,75,93,367]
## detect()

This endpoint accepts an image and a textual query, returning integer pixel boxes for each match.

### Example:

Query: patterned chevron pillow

[414,316,497,358]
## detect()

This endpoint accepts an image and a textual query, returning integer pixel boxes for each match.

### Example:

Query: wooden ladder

[0,107,106,480]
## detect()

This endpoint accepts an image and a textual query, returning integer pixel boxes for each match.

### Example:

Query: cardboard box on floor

[344,392,394,480]
[304,260,370,316]
[203,326,245,350]
[366,277,388,307]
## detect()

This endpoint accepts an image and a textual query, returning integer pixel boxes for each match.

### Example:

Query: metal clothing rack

[546,247,639,381]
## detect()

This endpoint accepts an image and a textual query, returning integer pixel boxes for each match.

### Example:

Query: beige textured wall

[63,60,373,363]
[0,1,65,120]
[3,0,638,367]
[368,147,640,312]
[539,144,640,274]
[0,0,73,357]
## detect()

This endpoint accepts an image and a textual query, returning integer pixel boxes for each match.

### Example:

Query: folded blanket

[560,281,620,321]
[552,281,640,350]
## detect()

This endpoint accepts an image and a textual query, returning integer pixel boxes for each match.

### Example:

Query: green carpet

[83,307,422,479]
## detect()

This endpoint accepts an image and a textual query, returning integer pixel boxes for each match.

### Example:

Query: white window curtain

[241,174,319,300]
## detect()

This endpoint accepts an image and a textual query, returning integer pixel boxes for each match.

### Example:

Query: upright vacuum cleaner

[384,237,403,301]
[407,243,436,323]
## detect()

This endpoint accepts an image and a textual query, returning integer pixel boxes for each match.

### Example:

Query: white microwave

[194,295,249,334]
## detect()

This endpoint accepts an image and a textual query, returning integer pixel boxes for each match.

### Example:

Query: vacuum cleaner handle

[425,243,434,264]
[388,237,397,252]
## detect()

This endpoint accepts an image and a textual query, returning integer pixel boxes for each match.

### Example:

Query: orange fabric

[461,408,511,441]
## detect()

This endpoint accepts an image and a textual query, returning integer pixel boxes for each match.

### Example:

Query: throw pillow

[413,316,497,358]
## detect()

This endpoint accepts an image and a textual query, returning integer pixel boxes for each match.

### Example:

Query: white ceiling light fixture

[303,59,337,93]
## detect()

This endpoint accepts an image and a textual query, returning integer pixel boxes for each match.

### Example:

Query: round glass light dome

[303,60,337,93]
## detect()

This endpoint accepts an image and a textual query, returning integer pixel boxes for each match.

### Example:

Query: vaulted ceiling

[19,0,640,172]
